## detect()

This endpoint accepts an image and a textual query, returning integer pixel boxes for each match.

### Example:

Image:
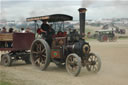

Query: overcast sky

[0,0,128,21]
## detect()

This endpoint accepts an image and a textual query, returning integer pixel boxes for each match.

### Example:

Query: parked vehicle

[95,30,117,42]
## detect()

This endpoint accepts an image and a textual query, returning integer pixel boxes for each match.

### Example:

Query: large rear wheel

[30,39,51,70]
[66,53,81,76]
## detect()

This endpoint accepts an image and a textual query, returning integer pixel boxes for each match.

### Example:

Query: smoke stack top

[78,8,87,13]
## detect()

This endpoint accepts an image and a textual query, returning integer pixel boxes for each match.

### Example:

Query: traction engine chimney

[78,8,87,38]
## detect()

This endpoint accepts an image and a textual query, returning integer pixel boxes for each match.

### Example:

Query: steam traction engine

[29,8,101,76]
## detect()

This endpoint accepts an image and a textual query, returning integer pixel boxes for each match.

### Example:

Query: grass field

[0,71,13,85]
[0,81,12,85]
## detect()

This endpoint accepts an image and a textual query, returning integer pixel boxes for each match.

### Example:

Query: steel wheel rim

[66,55,81,75]
[87,53,101,72]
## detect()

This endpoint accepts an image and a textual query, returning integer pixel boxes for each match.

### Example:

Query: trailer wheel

[30,39,51,70]
[86,53,101,73]
[24,57,31,64]
[1,54,12,66]
[66,53,81,76]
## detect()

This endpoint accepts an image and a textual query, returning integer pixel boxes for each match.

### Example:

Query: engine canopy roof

[26,14,73,22]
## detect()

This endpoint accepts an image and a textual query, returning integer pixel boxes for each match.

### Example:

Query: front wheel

[66,53,81,76]
[86,53,101,73]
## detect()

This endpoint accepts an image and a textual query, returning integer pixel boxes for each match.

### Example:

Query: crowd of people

[0,27,32,33]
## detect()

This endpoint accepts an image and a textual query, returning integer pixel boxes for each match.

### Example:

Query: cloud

[0,0,128,21]
[1,0,81,20]
[81,0,128,19]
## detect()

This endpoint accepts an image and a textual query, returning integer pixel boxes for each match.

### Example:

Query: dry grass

[0,71,13,85]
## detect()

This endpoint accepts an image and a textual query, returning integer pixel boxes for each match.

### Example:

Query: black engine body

[66,29,90,58]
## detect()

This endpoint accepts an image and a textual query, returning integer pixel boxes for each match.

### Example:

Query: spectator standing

[9,28,14,33]
[25,28,31,33]
[8,28,14,48]
[0,27,7,48]
[20,28,25,33]
[0,28,1,47]
[1,27,7,33]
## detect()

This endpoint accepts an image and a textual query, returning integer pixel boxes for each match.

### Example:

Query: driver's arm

[37,28,46,34]
[40,29,46,33]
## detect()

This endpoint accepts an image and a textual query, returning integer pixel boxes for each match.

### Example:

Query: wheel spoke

[35,43,42,52]
[41,49,45,53]
[34,43,39,51]
[35,42,38,47]
[94,65,98,70]
[90,65,93,71]
[32,51,39,54]
[38,43,42,51]
[33,54,39,60]
[93,66,96,72]
[41,57,46,61]
[39,57,45,64]
[92,56,95,61]
[90,56,93,60]
[37,44,41,51]
[88,65,91,70]
[67,60,72,65]
[88,58,91,62]
[35,58,40,65]
[42,54,46,57]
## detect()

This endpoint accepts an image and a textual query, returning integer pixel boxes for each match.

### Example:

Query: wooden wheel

[66,53,81,76]
[1,54,12,66]
[30,39,51,70]
[86,53,101,73]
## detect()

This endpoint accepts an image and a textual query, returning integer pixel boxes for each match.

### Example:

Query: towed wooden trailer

[0,33,35,66]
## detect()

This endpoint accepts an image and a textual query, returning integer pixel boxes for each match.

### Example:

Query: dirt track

[0,39,128,85]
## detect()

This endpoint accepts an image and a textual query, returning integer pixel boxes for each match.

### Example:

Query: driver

[41,20,50,34]
[40,20,55,47]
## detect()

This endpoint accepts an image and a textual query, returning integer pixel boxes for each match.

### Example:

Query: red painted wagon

[0,33,35,66]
